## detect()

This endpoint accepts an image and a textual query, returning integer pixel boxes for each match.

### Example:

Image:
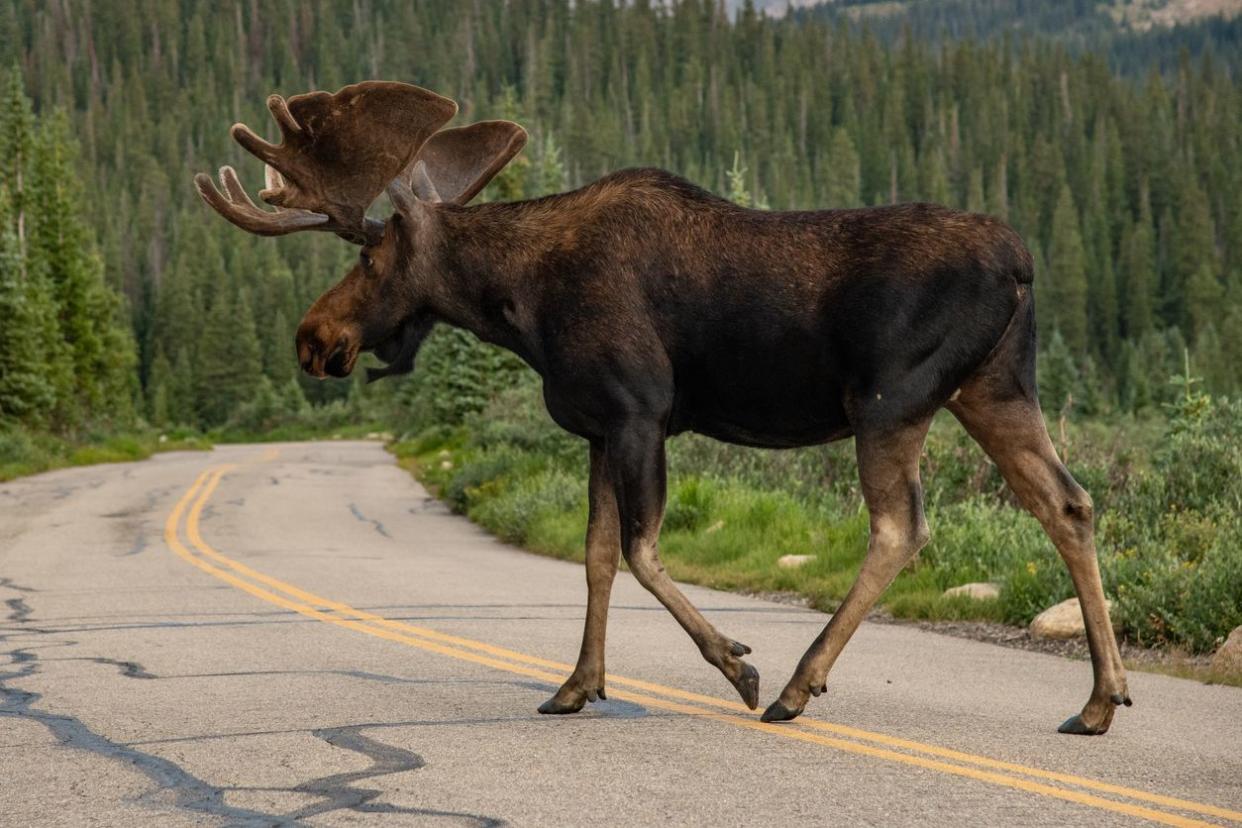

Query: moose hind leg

[764,419,932,723]
[540,443,621,714]
[608,421,760,709]
[950,393,1130,735]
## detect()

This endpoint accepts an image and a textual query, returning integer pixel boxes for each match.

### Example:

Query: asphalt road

[1,441,1240,827]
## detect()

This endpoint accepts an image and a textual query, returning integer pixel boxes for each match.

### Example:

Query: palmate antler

[195,81,458,244]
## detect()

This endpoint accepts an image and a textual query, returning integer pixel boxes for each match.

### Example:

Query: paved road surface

[1,441,1239,826]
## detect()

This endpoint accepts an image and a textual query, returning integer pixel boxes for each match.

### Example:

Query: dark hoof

[1057,714,1108,735]
[730,640,752,656]
[1110,692,1133,707]
[538,696,586,715]
[760,699,803,723]
[809,682,827,697]
[730,662,760,709]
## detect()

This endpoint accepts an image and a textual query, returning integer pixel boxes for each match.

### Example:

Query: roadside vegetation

[390,346,1241,660]
[0,425,208,482]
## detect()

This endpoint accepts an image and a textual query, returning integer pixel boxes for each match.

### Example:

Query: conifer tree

[822,127,861,208]
[1186,261,1225,343]
[1118,205,1157,340]
[1170,173,1216,333]
[196,285,262,426]
[1046,184,1090,353]
[146,346,172,427]
[0,187,55,423]
[1039,329,1082,415]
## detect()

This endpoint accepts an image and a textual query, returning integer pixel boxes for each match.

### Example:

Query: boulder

[777,554,816,570]
[944,582,1001,600]
[1211,625,1242,679]
[1030,597,1114,640]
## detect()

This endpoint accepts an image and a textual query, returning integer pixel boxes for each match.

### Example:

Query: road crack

[0,576,286,825]
[349,503,392,538]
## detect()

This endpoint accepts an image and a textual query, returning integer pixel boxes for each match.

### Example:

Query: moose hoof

[1057,714,1109,736]
[730,640,752,656]
[538,696,585,715]
[760,699,803,723]
[730,662,761,710]
[1059,689,1130,735]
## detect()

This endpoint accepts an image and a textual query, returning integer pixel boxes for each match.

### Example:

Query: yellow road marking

[164,462,1240,827]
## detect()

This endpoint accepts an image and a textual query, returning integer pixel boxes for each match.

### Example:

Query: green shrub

[395,369,1241,655]
[470,468,585,544]
[664,477,719,533]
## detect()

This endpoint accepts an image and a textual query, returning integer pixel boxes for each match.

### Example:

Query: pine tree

[1116,339,1151,413]
[1170,173,1216,334]
[168,347,197,426]
[822,127,861,208]
[146,346,172,426]
[1185,261,1224,344]
[1045,184,1090,353]
[0,187,55,423]
[195,285,263,427]
[533,131,567,197]
[1118,201,1157,340]
[1039,329,1082,415]
[0,69,32,261]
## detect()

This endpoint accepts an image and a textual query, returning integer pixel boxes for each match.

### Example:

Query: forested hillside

[803,0,1242,75]
[1,0,1241,432]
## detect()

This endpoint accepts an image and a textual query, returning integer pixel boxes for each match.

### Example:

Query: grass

[389,381,1242,679]
[0,425,210,482]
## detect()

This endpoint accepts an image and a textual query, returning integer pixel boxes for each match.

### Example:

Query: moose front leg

[540,443,621,714]
[607,421,760,709]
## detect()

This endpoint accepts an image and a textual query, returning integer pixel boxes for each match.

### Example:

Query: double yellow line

[164,462,1241,827]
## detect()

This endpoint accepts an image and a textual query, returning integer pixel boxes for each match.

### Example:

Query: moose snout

[296,322,359,379]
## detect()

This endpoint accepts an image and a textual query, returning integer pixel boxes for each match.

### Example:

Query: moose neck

[423,195,576,367]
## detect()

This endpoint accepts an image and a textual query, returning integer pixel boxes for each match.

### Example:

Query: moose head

[193,81,527,381]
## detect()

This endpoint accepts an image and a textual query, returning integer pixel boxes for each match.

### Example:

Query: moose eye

[360,252,373,270]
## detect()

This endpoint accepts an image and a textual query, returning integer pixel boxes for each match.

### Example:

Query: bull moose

[195,81,1131,734]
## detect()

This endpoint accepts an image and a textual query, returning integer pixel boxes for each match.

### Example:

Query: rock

[1030,597,1113,640]
[1211,625,1242,679]
[777,554,816,570]
[944,582,1001,600]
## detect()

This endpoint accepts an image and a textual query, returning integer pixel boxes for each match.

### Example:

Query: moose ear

[407,121,528,205]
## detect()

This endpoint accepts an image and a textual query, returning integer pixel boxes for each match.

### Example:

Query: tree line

[0,71,133,430]
[1,0,1239,434]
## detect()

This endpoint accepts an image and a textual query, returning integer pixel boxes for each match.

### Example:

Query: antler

[195,81,458,244]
